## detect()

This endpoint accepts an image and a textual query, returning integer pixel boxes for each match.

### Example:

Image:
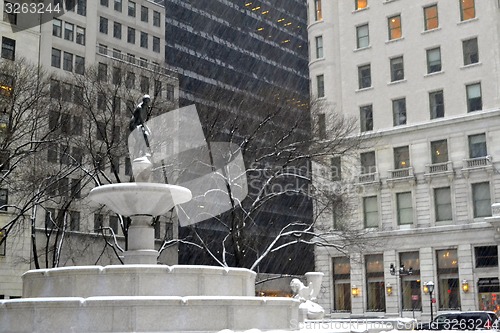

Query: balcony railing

[357,172,379,184]
[96,44,177,78]
[424,161,453,175]
[463,156,492,169]
[389,167,414,179]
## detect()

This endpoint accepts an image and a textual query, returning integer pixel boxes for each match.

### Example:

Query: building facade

[163,0,314,274]
[0,0,179,298]
[308,0,500,320]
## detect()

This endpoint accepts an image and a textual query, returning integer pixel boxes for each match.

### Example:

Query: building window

[63,52,73,72]
[50,80,60,99]
[390,56,404,82]
[64,22,74,41]
[429,90,444,119]
[472,182,492,218]
[466,83,482,112]
[360,105,373,132]
[355,0,367,10]
[153,10,161,27]
[397,192,413,225]
[463,38,478,65]
[394,146,409,169]
[392,98,406,126]
[98,63,107,81]
[475,246,498,268]
[114,0,122,12]
[400,252,421,311]
[331,156,341,181]
[434,187,452,221]
[356,24,369,49]
[460,0,475,21]
[70,211,80,231]
[77,0,86,16]
[318,113,326,139]
[75,56,85,75]
[0,229,5,255]
[153,36,160,53]
[141,5,148,22]
[126,72,135,89]
[99,17,108,34]
[112,67,121,85]
[109,215,119,234]
[140,31,148,48]
[316,74,325,98]
[1,37,15,61]
[358,64,371,89]
[332,257,351,312]
[363,196,378,228]
[74,26,85,45]
[315,35,323,59]
[53,19,62,37]
[140,75,149,93]
[426,47,441,73]
[431,139,448,164]
[436,249,460,310]
[468,133,487,158]
[125,157,132,176]
[127,27,136,44]
[388,15,402,40]
[0,189,7,211]
[128,1,135,16]
[166,84,174,101]
[97,94,106,111]
[3,1,17,25]
[113,22,122,39]
[360,151,376,174]
[94,214,103,232]
[314,0,322,21]
[365,254,385,311]
[424,4,438,30]
[100,0,108,6]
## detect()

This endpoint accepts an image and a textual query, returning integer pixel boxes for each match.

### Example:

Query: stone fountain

[0,102,300,332]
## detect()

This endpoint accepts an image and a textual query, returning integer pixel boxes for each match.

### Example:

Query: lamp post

[390,263,413,317]
[425,281,435,322]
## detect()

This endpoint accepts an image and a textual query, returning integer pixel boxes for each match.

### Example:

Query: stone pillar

[124,215,157,264]
[419,247,435,322]
[458,244,475,311]
[350,253,364,316]
[384,250,399,317]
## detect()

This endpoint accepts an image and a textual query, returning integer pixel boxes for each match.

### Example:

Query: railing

[357,172,379,184]
[96,44,178,78]
[426,161,453,174]
[389,167,414,179]
[463,156,492,169]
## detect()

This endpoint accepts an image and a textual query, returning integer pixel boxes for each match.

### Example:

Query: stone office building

[307,0,500,320]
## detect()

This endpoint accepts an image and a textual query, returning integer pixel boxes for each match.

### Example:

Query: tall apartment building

[0,0,179,298]
[308,0,500,319]
[163,0,313,274]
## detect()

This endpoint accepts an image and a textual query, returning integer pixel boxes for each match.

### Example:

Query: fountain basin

[0,296,299,332]
[89,183,192,217]
[23,265,256,298]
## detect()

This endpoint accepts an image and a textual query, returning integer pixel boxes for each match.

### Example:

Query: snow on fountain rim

[89,182,192,217]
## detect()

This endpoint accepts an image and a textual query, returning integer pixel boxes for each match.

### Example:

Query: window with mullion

[358,64,371,89]
[466,83,482,112]
[429,90,444,119]
[388,15,402,40]
[397,192,413,225]
[426,47,441,73]
[356,24,369,48]
[472,182,491,218]
[431,139,448,164]
[424,4,438,30]
[392,98,406,126]
[363,196,378,228]
[360,105,373,132]
[463,38,478,65]
[460,0,475,21]
[434,187,452,221]
[390,56,404,82]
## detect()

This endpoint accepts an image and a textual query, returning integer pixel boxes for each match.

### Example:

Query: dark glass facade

[163,0,312,274]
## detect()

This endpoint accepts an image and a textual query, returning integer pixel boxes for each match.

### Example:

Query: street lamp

[390,263,413,317]
[425,281,435,322]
